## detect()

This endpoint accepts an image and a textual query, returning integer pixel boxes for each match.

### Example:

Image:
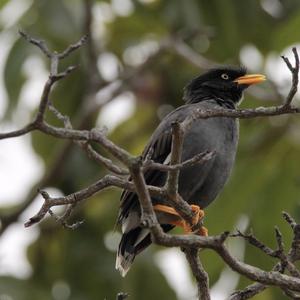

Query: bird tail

[116,227,151,277]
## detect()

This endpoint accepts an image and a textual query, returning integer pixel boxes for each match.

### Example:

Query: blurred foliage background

[0,0,300,299]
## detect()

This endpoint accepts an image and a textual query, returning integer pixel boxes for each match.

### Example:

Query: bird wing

[117,106,191,226]
[117,128,172,226]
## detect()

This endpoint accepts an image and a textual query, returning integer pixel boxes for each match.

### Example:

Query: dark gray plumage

[115,67,265,276]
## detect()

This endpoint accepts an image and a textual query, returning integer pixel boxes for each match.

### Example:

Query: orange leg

[153,204,208,236]
[168,219,191,234]
[153,204,180,217]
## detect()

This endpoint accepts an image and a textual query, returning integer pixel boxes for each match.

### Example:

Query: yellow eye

[221,73,229,80]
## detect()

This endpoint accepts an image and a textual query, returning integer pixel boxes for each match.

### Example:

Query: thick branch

[166,122,184,195]
[129,159,159,228]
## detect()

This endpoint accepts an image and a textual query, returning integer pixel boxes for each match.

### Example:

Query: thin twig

[143,150,215,172]
[48,204,84,230]
[0,122,37,139]
[84,144,129,175]
[231,230,279,257]
[184,248,210,300]
[48,101,129,176]
[230,212,300,299]
[283,211,297,229]
[19,30,52,58]
[281,47,299,106]
[24,175,164,227]
[58,35,88,59]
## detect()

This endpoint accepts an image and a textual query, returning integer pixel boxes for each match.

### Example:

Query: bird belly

[178,117,238,208]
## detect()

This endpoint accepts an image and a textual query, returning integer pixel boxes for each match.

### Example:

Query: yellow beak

[234,74,266,85]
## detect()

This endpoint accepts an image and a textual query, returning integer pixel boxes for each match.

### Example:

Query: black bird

[116,66,265,276]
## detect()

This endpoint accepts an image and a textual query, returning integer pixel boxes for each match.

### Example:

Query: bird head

[183,66,266,106]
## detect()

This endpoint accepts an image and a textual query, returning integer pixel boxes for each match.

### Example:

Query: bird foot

[190,204,205,225]
[196,226,208,237]
[153,204,207,236]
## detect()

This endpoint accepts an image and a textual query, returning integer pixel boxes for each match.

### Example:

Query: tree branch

[166,122,184,195]
[184,248,210,300]
[281,47,299,106]
[143,150,214,172]
[19,30,52,58]
[2,31,300,299]
[230,212,300,299]
[57,35,88,59]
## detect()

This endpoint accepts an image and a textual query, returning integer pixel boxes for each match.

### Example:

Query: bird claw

[153,204,207,236]
[196,225,209,237]
[183,205,207,236]
[190,204,205,225]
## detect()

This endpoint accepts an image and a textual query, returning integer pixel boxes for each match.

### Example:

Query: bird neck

[184,89,237,109]
[213,97,236,109]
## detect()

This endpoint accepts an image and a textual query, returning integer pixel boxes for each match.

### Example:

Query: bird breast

[178,107,239,208]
